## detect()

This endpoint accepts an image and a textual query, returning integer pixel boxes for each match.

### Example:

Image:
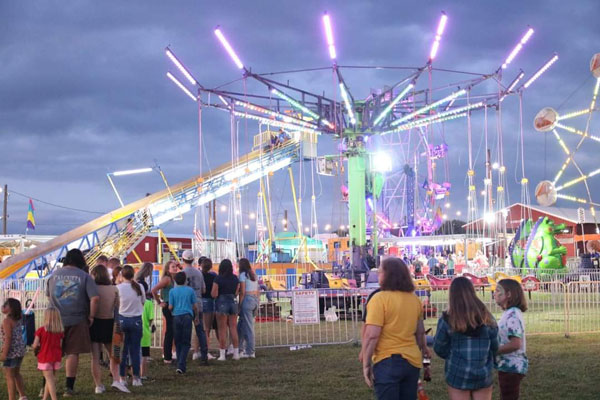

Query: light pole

[2,184,7,235]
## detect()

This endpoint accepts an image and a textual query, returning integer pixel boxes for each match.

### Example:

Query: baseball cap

[181,250,194,262]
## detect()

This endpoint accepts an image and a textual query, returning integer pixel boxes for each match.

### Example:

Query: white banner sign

[292,290,319,325]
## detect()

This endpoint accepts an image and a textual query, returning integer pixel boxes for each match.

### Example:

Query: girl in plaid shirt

[434,277,498,400]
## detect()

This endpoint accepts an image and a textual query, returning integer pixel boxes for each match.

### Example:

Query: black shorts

[90,318,114,344]
[142,347,150,357]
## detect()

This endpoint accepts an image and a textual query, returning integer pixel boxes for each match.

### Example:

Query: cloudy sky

[1,0,599,239]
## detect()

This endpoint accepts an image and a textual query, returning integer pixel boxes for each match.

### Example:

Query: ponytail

[121,265,143,297]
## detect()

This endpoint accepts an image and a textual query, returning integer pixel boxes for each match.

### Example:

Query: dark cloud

[1,0,599,236]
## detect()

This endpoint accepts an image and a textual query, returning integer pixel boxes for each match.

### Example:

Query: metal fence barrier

[2,277,600,352]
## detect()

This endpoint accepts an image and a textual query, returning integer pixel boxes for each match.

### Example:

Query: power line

[8,190,106,215]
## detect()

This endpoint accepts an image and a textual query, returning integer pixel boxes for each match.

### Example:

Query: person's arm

[201,273,206,295]
[32,335,41,351]
[235,281,240,296]
[358,323,367,362]
[211,281,219,299]
[239,280,246,305]
[415,319,431,359]
[0,319,13,361]
[497,336,521,354]
[89,296,100,326]
[361,324,382,388]
[433,317,451,359]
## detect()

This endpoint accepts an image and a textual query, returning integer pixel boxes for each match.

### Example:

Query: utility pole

[2,184,7,235]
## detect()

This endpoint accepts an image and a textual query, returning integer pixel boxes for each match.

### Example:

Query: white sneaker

[207,353,216,360]
[172,352,177,360]
[232,348,240,360]
[226,344,234,355]
[111,381,130,393]
[132,378,143,387]
[192,352,201,361]
[240,352,255,359]
[95,385,106,394]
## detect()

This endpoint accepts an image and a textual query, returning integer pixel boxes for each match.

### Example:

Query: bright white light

[165,48,197,85]
[442,214,448,220]
[244,224,249,230]
[456,211,462,216]
[502,27,534,69]
[339,83,356,125]
[429,12,448,61]
[235,210,240,215]
[166,72,197,101]
[304,227,310,233]
[224,221,230,227]
[282,219,287,225]
[492,162,499,169]
[372,152,393,172]
[484,212,495,224]
[249,212,256,219]
[322,13,337,60]
[325,224,331,230]
[523,53,559,89]
[312,223,318,228]
[480,190,486,196]
[220,205,227,212]
[444,202,450,209]
[112,167,153,176]
[214,27,244,69]
[339,225,345,230]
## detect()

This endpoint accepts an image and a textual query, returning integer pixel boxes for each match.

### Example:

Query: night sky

[1,1,599,239]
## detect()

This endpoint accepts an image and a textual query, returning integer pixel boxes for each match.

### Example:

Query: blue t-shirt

[239,272,258,292]
[169,285,196,317]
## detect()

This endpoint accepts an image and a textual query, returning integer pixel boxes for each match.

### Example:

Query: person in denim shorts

[211,259,240,361]
[200,258,217,359]
[1,298,27,400]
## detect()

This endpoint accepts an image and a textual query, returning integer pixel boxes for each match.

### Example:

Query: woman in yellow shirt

[361,258,429,399]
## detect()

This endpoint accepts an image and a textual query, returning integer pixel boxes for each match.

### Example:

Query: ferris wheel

[534,53,600,228]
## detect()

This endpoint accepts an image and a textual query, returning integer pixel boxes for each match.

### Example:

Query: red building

[466,203,599,258]
[125,233,193,264]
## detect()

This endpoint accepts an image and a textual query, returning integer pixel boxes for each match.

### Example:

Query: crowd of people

[0,248,260,399]
[361,257,528,400]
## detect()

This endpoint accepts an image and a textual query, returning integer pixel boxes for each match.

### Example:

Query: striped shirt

[433,313,499,390]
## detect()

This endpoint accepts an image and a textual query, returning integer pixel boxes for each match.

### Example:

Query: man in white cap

[181,249,209,364]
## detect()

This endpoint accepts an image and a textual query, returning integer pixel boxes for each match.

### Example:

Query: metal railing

[3,276,600,352]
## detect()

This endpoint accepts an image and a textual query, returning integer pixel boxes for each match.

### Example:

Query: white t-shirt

[117,282,144,317]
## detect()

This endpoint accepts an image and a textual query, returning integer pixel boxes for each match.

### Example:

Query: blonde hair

[44,308,64,333]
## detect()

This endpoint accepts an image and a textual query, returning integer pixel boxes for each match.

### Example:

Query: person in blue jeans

[116,265,145,388]
[237,258,259,358]
[169,271,199,374]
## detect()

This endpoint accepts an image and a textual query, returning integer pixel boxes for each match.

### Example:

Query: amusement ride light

[113,168,153,177]
[373,83,414,126]
[372,152,393,172]
[555,123,600,142]
[234,100,318,130]
[339,83,356,125]
[502,27,534,70]
[500,70,525,102]
[523,53,559,89]
[231,109,321,134]
[165,48,198,85]
[429,12,448,61]
[270,88,334,129]
[391,88,467,126]
[557,109,591,121]
[166,72,197,101]
[591,78,600,109]
[322,13,337,60]
[383,111,468,135]
[214,27,244,70]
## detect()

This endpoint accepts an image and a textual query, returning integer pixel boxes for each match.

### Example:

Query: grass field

[1,334,599,400]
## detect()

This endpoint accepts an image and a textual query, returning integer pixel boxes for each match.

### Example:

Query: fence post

[564,282,570,338]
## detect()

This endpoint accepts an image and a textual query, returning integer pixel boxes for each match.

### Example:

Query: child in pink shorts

[32,308,64,400]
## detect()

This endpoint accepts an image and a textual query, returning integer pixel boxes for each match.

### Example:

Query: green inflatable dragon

[509,216,568,273]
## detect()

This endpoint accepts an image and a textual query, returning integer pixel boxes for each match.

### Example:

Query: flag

[26,199,35,230]
[193,228,203,242]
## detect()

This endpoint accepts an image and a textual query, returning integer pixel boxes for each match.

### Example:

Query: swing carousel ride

[0,10,580,280]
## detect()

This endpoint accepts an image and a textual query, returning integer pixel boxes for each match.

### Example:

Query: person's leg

[447,386,474,400]
[65,354,79,390]
[498,372,524,400]
[42,369,58,400]
[177,315,192,372]
[194,312,208,359]
[13,364,26,397]
[237,305,246,352]
[104,343,120,385]
[228,314,239,348]
[173,315,183,365]
[216,314,228,349]
[472,385,493,400]
[119,318,131,380]
[396,358,420,400]
[91,342,102,387]
[129,317,143,378]
[202,311,213,349]
[372,357,400,400]
[162,307,174,361]
[3,367,16,400]
[245,297,258,355]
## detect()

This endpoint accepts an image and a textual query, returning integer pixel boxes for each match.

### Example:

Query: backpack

[22,299,36,346]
